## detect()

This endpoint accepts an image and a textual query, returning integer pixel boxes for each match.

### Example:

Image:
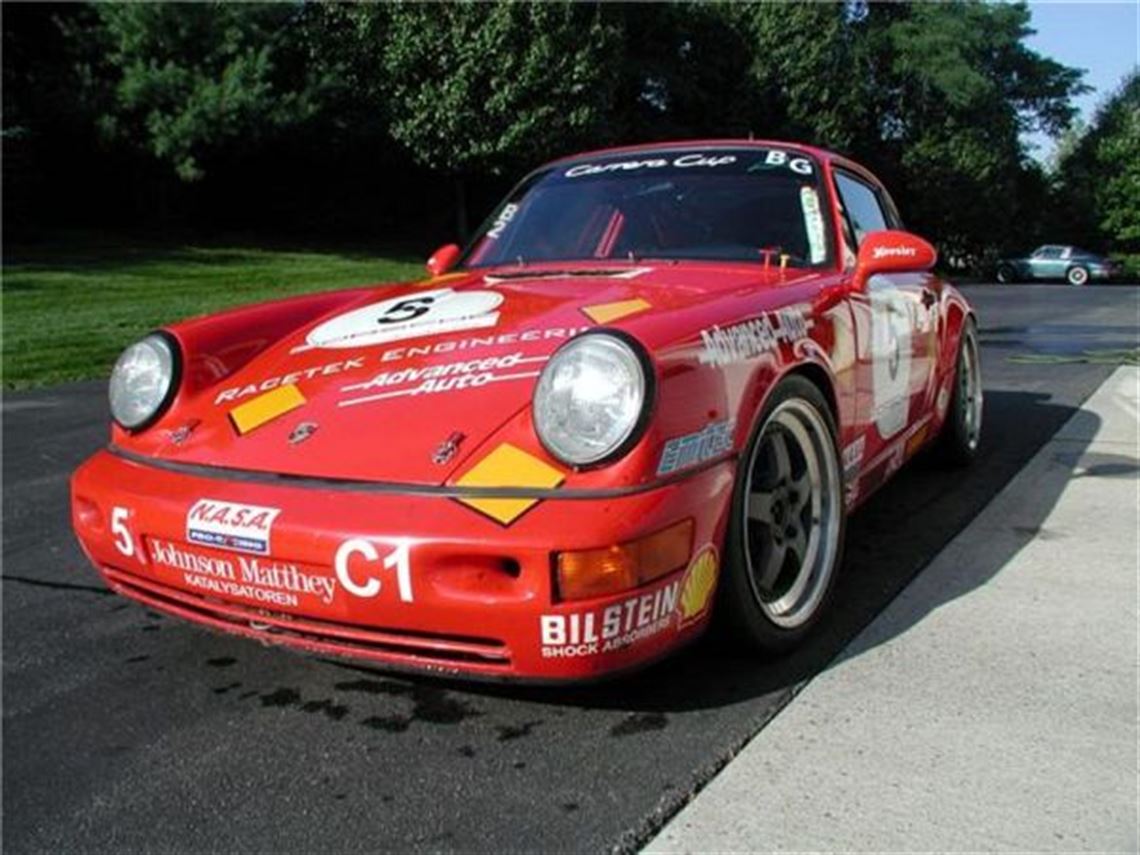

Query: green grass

[2,234,424,389]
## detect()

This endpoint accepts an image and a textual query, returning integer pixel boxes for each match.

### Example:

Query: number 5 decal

[111,506,135,557]
[335,539,414,602]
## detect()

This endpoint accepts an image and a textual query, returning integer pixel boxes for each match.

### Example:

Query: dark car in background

[996,245,1121,286]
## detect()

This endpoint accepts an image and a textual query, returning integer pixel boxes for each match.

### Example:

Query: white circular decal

[297,288,504,351]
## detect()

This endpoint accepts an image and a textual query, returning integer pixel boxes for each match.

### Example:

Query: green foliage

[1055,71,1140,251]
[380,3,623,176]
[3,1,1101,270]
[91,4,326,180]
[2,235,421,388]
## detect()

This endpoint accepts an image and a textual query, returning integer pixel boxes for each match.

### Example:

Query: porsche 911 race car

[71,140,982,682]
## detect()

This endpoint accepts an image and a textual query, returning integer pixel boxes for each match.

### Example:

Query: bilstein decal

[293,289,504,352]
[540,580,680,658]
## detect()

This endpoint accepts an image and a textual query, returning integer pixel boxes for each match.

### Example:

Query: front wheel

[996,265,1016,284]
[718,376,845,654]
[1067,266,1089,286]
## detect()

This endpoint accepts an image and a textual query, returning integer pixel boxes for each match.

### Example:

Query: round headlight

[109,333,177,430]
[533,333,650,466]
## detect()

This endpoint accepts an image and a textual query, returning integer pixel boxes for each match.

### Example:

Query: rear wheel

[718,377,844,653]
[935,319,983,466]
[996,264,1016,284]
[1067,265,1089,286]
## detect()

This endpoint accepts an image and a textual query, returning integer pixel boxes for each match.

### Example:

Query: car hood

[139,263,816,485]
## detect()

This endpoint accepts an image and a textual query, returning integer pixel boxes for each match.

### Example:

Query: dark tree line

[4,2,1135,269]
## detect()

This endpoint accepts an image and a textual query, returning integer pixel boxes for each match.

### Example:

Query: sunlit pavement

[649,366,1139,852]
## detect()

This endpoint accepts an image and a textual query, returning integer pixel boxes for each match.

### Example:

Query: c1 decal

[334,538,414,602]
[293,288,504,353]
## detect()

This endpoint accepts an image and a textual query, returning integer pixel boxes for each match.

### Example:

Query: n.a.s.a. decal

[293,289,503,352]
[186,499,281,555]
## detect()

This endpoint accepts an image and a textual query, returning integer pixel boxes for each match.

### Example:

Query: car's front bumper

[71,448,735,682]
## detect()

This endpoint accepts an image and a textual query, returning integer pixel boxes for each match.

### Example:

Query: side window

[835,172,889,247]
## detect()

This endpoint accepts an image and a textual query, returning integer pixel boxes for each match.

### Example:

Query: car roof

[541,138,885,189]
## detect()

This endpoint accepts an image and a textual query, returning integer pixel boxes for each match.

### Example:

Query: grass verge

[2,234,423,389]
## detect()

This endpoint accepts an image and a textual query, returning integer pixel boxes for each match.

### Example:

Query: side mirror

[426,243,462,277]
[853,230,937,290]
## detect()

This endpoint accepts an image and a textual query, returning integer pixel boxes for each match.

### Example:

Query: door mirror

[426,243,461,277]
[853,230,937,290]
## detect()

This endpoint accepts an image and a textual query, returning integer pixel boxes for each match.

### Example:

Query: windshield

[462,147,832,269]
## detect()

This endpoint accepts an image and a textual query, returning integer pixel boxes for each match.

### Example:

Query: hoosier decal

[186,499,281,555]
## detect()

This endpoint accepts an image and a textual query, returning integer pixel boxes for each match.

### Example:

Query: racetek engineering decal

[293,289,504,353]
[376,327,590,363]
[338,351,549,408]
[186,499,281,555]
[214,358,366,404]
[698,308,812,367]
[657,420,735,476]
[540,545,719,658]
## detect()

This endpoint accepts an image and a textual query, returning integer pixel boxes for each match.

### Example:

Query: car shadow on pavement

[353,388,1110,713]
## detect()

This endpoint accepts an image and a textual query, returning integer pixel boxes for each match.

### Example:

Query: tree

[379,2,624,237]
[90,3,327,181]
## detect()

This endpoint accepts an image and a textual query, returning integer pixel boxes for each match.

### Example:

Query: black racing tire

[934,319,983,467]
[996,265,1016,284]
[717,376,846,654]
[1066,265,1089,286]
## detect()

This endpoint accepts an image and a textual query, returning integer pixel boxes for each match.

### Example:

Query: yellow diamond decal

[456,443,565,524]
[581,298,652,324]
[229,384,306,435]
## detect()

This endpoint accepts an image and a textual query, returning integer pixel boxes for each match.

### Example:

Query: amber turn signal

[555,519,694,601]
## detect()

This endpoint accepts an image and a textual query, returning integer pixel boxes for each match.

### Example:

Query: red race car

[71,141,982,682]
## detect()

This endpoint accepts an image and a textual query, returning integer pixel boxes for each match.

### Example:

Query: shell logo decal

[678,545,718,625]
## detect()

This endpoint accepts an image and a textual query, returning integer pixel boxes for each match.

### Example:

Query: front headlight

[109,333,178,430]
[533,333,650,466]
